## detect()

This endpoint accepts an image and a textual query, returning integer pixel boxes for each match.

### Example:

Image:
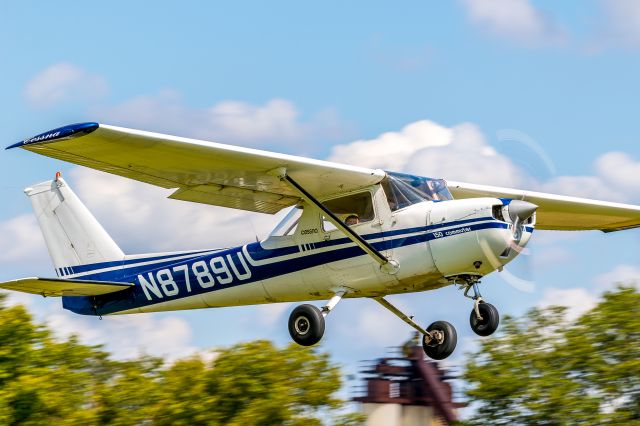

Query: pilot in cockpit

[345,214,360,226]
[426,180,441,201]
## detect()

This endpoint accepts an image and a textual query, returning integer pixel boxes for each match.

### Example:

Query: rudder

[25,175,124,273]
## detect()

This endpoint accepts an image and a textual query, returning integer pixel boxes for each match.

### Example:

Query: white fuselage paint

[62,186,533,316]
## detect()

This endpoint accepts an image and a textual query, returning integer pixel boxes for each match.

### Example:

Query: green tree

[0,294,361,425]
[464,286,640,425]
[150,340,351,426]
[0,295,114,425]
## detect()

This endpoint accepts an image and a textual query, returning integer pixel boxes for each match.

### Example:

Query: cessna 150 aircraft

[3,122,640,359]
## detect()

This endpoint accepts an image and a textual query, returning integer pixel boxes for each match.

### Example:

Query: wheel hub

[294,316,310,335]
[423,330,445,347]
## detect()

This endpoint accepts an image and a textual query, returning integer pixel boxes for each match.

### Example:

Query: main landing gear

[373,297,457,360]
[288,291,345,346]
[287,292,458,360]
[287,280,499,360]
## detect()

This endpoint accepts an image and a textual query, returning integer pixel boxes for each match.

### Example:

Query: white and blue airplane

[3,122,640,359]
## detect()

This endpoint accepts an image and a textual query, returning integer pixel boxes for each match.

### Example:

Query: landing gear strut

[461,279,499,337]
[374,297,457,360]
[288,291,345,346]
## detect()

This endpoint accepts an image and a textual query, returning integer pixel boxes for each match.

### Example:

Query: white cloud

[0,214,49,264]
[93,90,353,149]
[4,292,37,309]
[595,151,640,196]
[461,0,566,45]
[329,118,640,203]
[538,175,623,201]
[256,302,293,328]
[341,298,414,348]
[538,287,597,321]
[539,151,640,203]
[46,310,196,361]
[24,63,107,108]
[328,120,529,187]
[328,120,452,171]
[530,245,573,270]
[594,264,640,290]
[597,0,640,48]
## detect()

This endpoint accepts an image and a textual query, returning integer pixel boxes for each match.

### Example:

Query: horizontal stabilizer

[0,277,133,297]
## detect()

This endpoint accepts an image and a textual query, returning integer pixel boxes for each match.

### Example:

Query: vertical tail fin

[25,175,124,273]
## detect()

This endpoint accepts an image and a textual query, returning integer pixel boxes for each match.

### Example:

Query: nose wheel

[461,279,500,336]
[470,301,499,336]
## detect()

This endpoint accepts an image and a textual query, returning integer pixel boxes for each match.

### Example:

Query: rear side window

[322,192,374,230]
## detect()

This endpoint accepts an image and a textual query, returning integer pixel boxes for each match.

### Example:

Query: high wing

[448,181,640,232]
[0,277,133,297]
[8,123,385,214]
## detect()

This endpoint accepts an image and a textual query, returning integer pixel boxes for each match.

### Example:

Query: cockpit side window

[321,191,374,231]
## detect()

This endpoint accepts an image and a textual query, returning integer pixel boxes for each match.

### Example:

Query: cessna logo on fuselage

[25,131,61,144]
[137,251,253,301]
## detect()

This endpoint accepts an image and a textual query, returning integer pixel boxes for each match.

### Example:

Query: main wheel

[422,320,457,360]
[288,304,325,346]
[470,302,499,336]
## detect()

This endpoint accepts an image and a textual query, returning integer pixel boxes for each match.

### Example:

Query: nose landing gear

[460,278,500,336]
[470,301,499,337]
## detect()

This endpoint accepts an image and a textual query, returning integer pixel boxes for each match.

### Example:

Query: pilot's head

[345,215,360,226]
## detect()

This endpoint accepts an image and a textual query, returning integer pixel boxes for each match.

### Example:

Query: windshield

[382,172,453,211]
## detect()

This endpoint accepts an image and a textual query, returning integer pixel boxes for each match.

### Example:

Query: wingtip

[7,122,100,150]
[5,141,24,150]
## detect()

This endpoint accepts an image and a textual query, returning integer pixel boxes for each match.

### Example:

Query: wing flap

[169,184,299,214]
[448,181,640,231]
[0,277,134,297]
[12,123,385,213]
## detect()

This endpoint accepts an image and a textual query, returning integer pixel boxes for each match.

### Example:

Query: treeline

[0,295,361,426]
[464,285,640,425]
[2,286,638,425]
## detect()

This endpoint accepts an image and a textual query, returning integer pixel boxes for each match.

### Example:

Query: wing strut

[275,169,398,273]
[373,296,427,335]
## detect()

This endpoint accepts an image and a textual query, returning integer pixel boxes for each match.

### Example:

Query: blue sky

[2,0,640,415]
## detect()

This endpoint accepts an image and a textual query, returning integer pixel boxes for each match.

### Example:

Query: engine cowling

[427,198,536,279]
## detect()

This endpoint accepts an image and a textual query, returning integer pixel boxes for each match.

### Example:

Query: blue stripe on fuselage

[62,218,526,316]
[69,216,495,278]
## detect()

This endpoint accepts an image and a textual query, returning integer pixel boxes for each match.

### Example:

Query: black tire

[470,302,499,336]
[422,320,457,360]
[288,304,325,346]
